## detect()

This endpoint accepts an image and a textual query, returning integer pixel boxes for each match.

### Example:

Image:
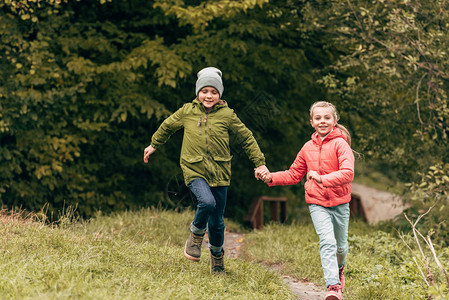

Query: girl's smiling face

[198,87,220,112]
[310,106,337,137]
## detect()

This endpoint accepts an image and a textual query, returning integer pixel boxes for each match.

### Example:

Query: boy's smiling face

[198,86,220,112]
[310,106,337,137]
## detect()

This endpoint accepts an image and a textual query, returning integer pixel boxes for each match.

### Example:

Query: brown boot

[183,231,204,262]
[210,250,225,274]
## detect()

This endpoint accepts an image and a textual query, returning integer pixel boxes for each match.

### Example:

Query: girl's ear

[310,119,313,127]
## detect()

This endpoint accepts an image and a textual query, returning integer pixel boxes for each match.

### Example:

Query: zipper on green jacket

[204,112,214,185]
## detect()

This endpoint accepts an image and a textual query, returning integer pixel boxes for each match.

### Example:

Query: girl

[144,67,268,274]
[257,101,354,300]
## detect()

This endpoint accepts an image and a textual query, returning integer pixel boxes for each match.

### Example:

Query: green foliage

[0,0,176,214]
[305,0,449,180]
[407,163,449,242]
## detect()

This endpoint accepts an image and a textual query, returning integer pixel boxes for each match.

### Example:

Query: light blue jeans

[188,178,228,255]
[309,203,350,287]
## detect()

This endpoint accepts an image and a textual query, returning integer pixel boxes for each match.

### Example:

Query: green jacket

[151,99,266,186]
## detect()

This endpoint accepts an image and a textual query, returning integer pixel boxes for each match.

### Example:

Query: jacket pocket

[212,155,232,162]
[183,155,203,164]
[212,155,232,180]
[304,179,322,198]
[332,184,350,198]
[181,155,205,181]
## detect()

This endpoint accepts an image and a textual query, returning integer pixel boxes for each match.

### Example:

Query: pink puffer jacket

[268,127,354,207]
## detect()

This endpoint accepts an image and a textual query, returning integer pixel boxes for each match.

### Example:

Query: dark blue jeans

[188,178,228,254]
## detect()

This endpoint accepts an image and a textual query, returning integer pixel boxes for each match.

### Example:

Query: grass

[0,209,293,299]
[1,208,447,299]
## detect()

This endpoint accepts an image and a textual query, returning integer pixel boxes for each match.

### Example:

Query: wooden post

[349,194,367,221]
[280,201,287,224]
[255,199,263,229]
[270,201,279,222]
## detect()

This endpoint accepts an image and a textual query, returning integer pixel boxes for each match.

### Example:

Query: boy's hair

[309,101,352,146]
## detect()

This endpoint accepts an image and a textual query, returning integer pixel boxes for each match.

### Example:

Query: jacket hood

[192,98,228,112]
[311,127,348,145]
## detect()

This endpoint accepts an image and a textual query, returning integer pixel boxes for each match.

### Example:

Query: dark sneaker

[325,284,342,300]
[339,265,345,290]
[209,250,225,274]
[184,231,204,262]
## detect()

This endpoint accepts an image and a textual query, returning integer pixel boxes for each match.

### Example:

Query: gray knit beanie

[195,67,224,98]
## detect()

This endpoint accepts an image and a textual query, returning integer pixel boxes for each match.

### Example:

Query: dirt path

[204,231,327,299]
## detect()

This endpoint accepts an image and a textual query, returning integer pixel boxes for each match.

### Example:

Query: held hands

[307,170,322,183]
[143,145,156,163]
[254,165,272,183]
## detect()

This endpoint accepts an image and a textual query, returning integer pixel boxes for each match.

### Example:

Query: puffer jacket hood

[268,127,354,207]
[311,127,349,146]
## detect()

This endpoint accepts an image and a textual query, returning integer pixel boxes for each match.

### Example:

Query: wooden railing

[246,193,366,229]
[245,196,288,229]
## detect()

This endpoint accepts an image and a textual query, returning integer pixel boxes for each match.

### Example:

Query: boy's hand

[254,165,272,183]
[143,145,156,163]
